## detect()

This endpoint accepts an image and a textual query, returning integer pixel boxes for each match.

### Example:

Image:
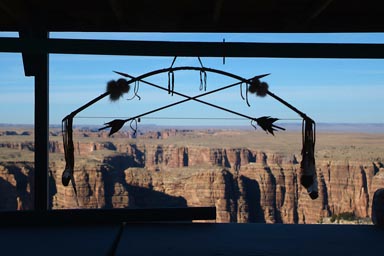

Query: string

[199,69,207,91]
[170,56,177,68]
[245,83,251,107]
[197,57,204,68]
[130,119,138,136]
[168,70,175,95]
[250,119,258,130]
[198,57,207,91]
[239,81,251,107]
[239,82,245,101]
[76,116,301,121]
[126,80,141,100]
[168,56,177,96]
[168,56,177,95]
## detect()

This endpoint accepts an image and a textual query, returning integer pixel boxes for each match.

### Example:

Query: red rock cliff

[1,141,383,224]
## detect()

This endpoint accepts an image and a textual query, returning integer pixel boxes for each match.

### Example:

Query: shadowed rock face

[0,163,33,210]
[0,142,383,223]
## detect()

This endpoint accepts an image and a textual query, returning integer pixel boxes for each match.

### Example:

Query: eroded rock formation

[1,139,383,224]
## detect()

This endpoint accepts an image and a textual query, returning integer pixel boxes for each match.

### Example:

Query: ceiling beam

[213,0,225,24]
[1,37,384,59]
[18,30,49,76]
[306,0,334,21]
[283,0,335,31]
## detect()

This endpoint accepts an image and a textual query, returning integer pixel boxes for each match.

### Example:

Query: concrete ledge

[0,207,216,227]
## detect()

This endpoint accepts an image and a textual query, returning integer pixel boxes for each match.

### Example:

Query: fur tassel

[248,78,260,93]
[256,82,269,97]
[107,79,130,101]
[248,79,269,97]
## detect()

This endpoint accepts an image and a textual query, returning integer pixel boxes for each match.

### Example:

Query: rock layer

[0,141,383,224]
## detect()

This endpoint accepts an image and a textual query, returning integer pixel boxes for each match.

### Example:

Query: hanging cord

[239,82,245,100]
[170,56,177,67]
[300,118,318,200]
[199,69,207,91]
[126,81,141,100]
[130,118,139,136]
[168,56,177,95]
[239,82,251,107]
[245,83,251,107]
[250,119,258,130]
[198,57,207,91]
[61,115,79,205]
[168,70,175,95]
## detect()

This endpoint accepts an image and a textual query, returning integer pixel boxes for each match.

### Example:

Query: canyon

[1,128,383,224]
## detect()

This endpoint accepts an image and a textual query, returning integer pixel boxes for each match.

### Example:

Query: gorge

[1,128,383,224]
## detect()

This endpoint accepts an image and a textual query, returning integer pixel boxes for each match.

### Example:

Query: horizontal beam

[1,37,384,58]
[0,207,216,227]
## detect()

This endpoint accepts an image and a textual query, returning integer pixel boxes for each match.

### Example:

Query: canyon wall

[1,140,383,223]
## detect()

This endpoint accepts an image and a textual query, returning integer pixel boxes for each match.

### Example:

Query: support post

[20,30,50,210]
[34,46,49,210]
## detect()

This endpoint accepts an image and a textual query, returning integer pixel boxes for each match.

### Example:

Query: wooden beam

[32,31,50,211]
[0,207,217,227]
[19,30,40,76]
[1,37,384,59]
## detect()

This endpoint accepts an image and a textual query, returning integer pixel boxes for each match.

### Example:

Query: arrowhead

[99,119,126,136]
[255,116,284,135]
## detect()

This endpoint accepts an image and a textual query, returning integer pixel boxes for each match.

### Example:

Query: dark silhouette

[48,170,57,209]
[0,177,17,210]
[100,166,187,209]
[240,176,265,223]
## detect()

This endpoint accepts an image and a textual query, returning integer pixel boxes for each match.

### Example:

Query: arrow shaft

[118,72,256,122]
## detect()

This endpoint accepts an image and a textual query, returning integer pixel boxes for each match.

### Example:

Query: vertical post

[19,29,50,210]
[33,31,49,211]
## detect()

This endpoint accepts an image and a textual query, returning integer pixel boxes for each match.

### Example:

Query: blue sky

[0,32,384,127]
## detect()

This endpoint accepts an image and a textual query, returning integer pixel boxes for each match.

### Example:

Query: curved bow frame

[61,65,317,202]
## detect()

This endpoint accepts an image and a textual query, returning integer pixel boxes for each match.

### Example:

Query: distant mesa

[4,131,18,136]
[49,131,60,136]
[0,130,32,136]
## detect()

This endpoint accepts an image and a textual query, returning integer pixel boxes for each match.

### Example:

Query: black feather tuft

[117,78,130,93]
[107,79,130,101]
[256,82,269,97]
[248,78,260,94]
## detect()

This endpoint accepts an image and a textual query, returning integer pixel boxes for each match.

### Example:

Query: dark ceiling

[1,0,384,33]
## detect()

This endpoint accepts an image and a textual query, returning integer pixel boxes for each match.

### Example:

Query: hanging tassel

[106,78,130,101]
[197,57,207,91]
[199,69,207,91]
[300,118,318,200]
[248,78,269,97]
[130,119,138,137]
[126,81,141,101]
[168,70,175,95]
[245,83,251,107]
[167,56,177,95]
[62,116,78,203]
[239,82,245,100]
